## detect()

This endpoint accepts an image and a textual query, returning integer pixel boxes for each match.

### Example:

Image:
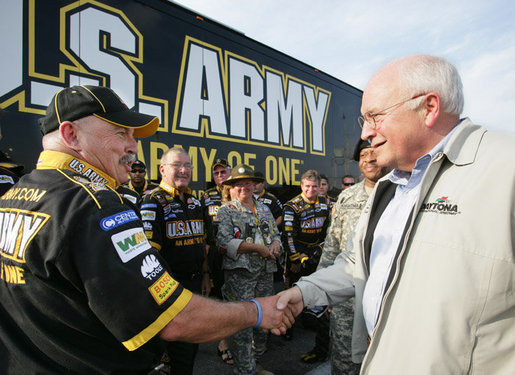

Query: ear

[423,93,440,128]
[159,164,166,178]
[59,121,82,152]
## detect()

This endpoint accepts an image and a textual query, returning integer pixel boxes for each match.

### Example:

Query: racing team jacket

[0,150,191,373]
[254,190,283,220]
[200,186,223,246]
[282,193,331,264]
[141,181,206,280]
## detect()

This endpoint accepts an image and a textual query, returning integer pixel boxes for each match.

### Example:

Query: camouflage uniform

[216,198,281,375]
[317,180,369,375]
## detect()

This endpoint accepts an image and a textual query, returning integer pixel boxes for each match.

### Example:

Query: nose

[126,131,138,154]
[361,123,376,141]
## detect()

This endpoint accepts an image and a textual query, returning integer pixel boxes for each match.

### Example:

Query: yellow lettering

[243,153,256,169]
[199,147,217,183]
[291,158,301,185]
[265,156,278,185]
[279,157,290,185]
[150,141,169,180]
[228,151,242,167]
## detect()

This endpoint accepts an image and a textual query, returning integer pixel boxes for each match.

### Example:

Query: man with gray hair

[0,86,292,374]
[276,55,515,373]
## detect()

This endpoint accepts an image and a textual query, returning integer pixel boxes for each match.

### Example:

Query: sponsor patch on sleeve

[141,203,158,209]
[141,210,156,221]
[149,271,179,305]
[284,214,294,221]
[111,227,152,263]
[100,210,139,231]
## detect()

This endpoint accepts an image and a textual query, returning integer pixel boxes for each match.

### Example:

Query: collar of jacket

[36,150,116,188]
[301,193,319,204]
[159,180,191,197]
[443,118,486,166]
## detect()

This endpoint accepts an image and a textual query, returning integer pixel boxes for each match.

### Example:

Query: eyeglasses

[164,162,193,171]
[358,93,426,130]
[131,169,146,174]
[343,182,355,187]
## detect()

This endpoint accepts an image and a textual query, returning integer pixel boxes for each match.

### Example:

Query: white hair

[399,55,464,116]
[160,146,189,165]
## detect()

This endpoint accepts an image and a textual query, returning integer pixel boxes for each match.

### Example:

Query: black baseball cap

[353,138,372,161]
[38,85,159,137]
[212,158,230,170]
[131,160,146,170]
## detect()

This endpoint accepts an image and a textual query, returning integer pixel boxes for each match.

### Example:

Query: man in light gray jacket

[275,55,515,374]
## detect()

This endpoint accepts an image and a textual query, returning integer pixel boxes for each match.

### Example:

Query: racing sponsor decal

[122,194,138,204]
[100,210,139,231]
[149,271,179,305]
[111,228,151,263]
[141,210,156,221]
[141,203,158,209]
[420,196,460,215]
[166,220,204,239]
[284,214,294,221]
[141,254,163,280]
[143,221,153,230]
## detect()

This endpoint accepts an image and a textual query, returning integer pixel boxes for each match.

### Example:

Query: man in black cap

[122,159,159,198]
[314,138,389,374]
[0,85,291,374]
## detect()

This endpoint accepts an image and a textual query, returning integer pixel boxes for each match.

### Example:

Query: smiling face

[160,150,192,190]
[230,179,255,204]
[359,60,438,172]
[74,116,137,186]
[301,178,319,201]
[359,147,388,185]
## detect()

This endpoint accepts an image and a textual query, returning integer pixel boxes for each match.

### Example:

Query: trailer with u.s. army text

[0,0,363,199]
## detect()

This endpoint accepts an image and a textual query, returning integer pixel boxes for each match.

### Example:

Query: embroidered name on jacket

[420,196,460,215]
[166,220,204,238]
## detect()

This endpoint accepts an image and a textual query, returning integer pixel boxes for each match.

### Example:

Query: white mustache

[119,153,136,165]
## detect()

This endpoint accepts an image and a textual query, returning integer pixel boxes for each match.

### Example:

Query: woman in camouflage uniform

[216,164,282,375]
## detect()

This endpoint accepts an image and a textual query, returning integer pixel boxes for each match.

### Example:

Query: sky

[174,0,514,134]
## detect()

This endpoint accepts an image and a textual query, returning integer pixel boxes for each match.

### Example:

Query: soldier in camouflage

[317,138,389,375]
[216,164,281,375]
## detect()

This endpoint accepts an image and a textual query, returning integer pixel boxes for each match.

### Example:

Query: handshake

[252,287,305,335]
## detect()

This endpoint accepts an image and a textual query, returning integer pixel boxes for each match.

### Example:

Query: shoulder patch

[100,210,139,231]
[111,227,151,263]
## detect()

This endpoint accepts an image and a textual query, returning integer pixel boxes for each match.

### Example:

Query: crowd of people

[0,54,513,375]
